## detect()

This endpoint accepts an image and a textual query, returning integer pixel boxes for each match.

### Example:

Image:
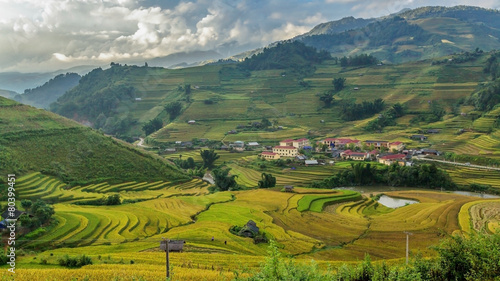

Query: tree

[391,102,405,117]
[184,84,191,102]
[261,118,272,128]
[319,92,334,107]
[211,167,238,191]
[106,194,121,205]
[430,101,446,122]
[200,149,220,169]
[21,199,33,212]
[258,173,276,188]
[332,77,346,92]
[164,101,182,121]
[435,232,500,281]
[142,118,163,136]
[31,200,55,225]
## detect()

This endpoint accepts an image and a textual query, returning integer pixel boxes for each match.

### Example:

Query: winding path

[416,156,500,171]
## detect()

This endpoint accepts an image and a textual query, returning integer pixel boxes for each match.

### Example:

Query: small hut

[238,220,259,237]
[284,185,294,192]
[160,240,185,252]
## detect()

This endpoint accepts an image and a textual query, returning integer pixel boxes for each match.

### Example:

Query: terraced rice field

[10,172,500,281]
[441,165,500,188]
[458,199,500,234]
[15,173,211,204]
[228,163,335,188]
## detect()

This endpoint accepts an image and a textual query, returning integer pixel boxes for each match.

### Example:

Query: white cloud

[0,0,498,72]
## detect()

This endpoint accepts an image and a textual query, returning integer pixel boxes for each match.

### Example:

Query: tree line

[340,98,385,121]
[236,232,500,281]
[312,162,456,190]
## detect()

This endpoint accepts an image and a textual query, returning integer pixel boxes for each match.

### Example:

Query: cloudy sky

[1,0,499,73]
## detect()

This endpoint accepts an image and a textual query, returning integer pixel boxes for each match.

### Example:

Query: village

[258,135,440,166]
[158,130,443,167]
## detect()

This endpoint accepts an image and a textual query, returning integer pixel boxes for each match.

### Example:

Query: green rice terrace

[1,47,500,280]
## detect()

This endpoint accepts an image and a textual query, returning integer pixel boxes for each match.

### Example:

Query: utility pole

[160,238,170,279]
[404,231,413,264]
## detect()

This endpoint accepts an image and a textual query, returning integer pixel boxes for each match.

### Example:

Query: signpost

[160,238,170,279]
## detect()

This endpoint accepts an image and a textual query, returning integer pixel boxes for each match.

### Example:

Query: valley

[1,5,500,280]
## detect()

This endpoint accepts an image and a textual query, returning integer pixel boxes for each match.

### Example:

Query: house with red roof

[293,138,310,149]
[388,141,405,151]
[279,139,294,147]
[340,150,369,161]
[378,154,407,165]
[364,140,389,150]
[279,138,310,149]
[322,138,360,150]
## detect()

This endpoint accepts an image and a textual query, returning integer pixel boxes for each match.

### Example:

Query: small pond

[335,186,500,200]
[376,195,418,209]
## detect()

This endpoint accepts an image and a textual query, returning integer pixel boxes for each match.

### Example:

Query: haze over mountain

[0,65,97,93]
[14,72,81,109]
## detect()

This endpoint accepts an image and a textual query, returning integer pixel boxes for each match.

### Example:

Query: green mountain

[47,38,500,167]
[14,73,81,109]
[0,96,187,185]
[296,6,500,63]
[296,16,373,38]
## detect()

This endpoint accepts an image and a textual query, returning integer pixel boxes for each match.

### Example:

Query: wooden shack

[284,185,294,192]
[160,240,185,252]
[238,220,259,237]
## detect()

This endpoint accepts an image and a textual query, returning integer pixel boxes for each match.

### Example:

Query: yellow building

[388,141,404,151]
[261,151,280,160]
[272,146,298,157]
[279,138,310,149]
[378,154,406,165]
[340,150,368,161]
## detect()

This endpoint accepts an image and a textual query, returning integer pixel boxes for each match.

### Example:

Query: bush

[0,252,8,265]
[58,254,93,268]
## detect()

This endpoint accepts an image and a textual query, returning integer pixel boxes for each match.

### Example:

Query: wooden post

[404,231,412,264]
[160,238,170,279]
[166,239,170,279]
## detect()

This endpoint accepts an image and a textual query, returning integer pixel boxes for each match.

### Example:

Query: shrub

[58,254,93,268]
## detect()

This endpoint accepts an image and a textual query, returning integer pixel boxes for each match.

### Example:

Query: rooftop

[379,154,406,160]
[274,146,297,149]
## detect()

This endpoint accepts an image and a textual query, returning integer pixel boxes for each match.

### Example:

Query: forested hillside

[14,72,81,109]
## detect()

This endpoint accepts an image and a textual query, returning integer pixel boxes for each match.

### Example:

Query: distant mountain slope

[233,6,500,65]
[14,73,81,109]
[294,6,500,64]
[148,50,222,68]
[399,5,500,28]
[0,96,187,185]
[295,16,373,38]
[0,89,18,99]
[0,65,97,93]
